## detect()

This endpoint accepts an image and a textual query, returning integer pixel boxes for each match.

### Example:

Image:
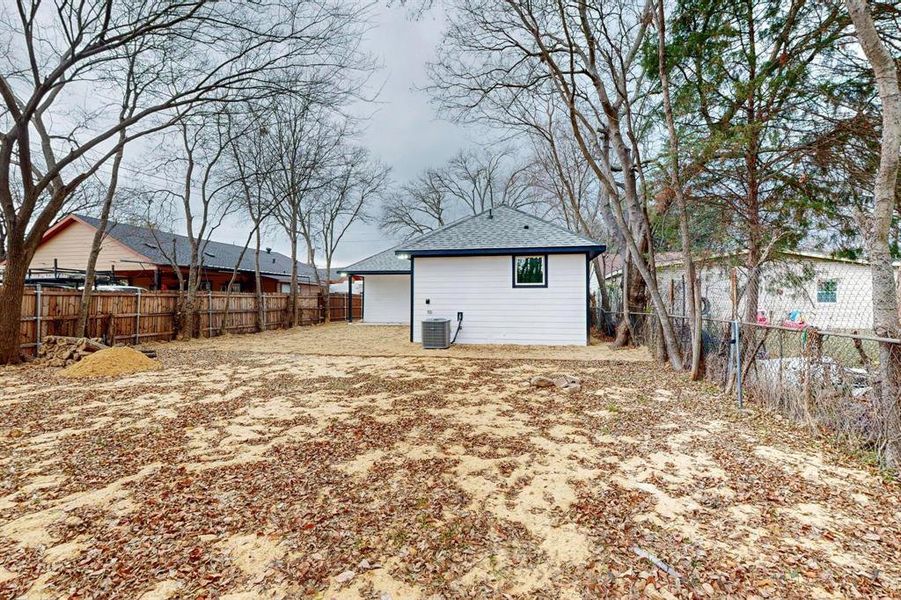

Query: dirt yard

[0,324,898,599]
[186,323,651,362]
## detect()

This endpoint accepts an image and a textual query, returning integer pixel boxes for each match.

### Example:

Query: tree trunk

[0,245,30,363]
[77,138,126,337]
[219,230,255,335]
[594,257,609,312]
[254,228,265,332]
[600,119,683,368]
[743,200,762,324]
[743,6,762,326]
[289,234,299,327]
[304,238,323,322]
[179,266,199,341]
[613,241,649,348]
[324,261,332,324]
[845,0,901,466]
[657,1,702,379]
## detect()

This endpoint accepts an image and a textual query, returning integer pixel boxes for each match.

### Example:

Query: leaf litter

[0,325,899,598]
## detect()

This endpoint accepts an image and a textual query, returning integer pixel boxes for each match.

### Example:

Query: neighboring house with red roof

[10,214,319,293]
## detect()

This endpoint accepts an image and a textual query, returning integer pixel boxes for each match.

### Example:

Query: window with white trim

[513,255,547,287]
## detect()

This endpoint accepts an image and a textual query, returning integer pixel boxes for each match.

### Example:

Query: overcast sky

[211,3,479,268]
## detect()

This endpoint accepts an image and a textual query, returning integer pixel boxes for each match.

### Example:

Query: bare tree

[76,42,148,336]
[150,115,238,339]
[227,109,279,332]
[655,0,702,379]
[844,0,901,465]
[0,0,371,362]
[431,0,684,368]
[316,147,390,321]
[381,172,450,236]
[381,148,538,238]
[516,98,616,310]
[270,100,346,325]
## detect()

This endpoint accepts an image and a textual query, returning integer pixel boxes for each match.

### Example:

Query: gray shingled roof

[317,267,346,282]
[395,206,605,257]
[339,245,411,274]
[78,215,319,281]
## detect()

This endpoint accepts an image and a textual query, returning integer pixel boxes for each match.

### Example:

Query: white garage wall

[363,274,411,324]
[412,254,588,345]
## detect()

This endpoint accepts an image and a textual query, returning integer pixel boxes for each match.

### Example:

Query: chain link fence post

[733,319,743,409]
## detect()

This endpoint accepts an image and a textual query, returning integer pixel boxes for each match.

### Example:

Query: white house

[611,250,880,331]
[338,246,411,324]
[340,207,606,346]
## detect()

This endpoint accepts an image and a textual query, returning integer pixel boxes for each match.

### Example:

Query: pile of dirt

[38,335,108,367]
[59,346,162,378]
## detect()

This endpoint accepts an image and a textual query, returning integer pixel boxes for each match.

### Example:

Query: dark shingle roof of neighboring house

[394,206,605,258]
[317,267,347,282]
[339,245,411,275]
[77,215,319,281]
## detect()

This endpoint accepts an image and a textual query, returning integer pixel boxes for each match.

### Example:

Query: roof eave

[395,245,606,259]
[339,269,411,276]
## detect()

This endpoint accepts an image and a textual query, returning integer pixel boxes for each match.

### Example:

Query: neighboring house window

[513,255,548,288]
[817,279,838,303]
[220,282,241,292]
[280,283,291,293]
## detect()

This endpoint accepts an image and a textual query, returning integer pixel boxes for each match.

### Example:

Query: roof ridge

[395,205,604,254]
[397,208,493,248]
[499,205,603,246]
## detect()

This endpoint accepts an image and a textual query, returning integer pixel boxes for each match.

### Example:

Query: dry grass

[167,322,652,362]
[0,326,898,598]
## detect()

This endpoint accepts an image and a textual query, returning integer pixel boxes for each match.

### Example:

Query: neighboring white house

[609,250,880,331]
[340,206,606,345]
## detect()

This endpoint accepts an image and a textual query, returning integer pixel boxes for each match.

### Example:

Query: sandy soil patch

[163,322,651,362]
[0,326,898,598]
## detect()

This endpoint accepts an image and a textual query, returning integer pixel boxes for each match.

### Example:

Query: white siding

[363,274,410,324]
[657,259,875,330]
[412,254,588,345]
[29,219,151,272]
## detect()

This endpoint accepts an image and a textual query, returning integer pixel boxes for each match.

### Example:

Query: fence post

[35,284,42,354]
[733,319,743,409]
[778,329,783,401]
[134,288,141,345]
[208,290,213,338]
[347,277,353,323]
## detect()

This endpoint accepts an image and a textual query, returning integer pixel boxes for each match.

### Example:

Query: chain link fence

[596,255,901,466]
[596,307,898,462]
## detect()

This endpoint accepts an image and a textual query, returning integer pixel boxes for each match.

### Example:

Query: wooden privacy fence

[19,287,362,355]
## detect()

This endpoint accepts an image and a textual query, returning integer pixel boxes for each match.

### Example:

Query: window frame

[816,278,838,304]
[512,254,549,288]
